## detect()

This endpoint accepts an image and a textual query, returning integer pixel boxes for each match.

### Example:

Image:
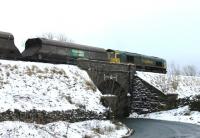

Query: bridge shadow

[98,79,129,118]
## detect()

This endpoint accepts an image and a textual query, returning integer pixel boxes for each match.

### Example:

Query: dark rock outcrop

[189,95,200,111]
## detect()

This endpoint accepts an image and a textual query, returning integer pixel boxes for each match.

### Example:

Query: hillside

[0,59,130,138]
[137,71,200,98]
[131,71,200,125]
[0,60,104,113]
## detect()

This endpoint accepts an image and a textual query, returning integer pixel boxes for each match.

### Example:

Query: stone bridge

[77,59,177,118]
[77,59,135,117]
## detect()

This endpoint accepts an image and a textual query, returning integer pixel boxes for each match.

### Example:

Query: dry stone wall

[0,109,106,124]
[129,76,177,114]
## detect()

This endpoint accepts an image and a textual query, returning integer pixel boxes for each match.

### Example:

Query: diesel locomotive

[0,31,167,73]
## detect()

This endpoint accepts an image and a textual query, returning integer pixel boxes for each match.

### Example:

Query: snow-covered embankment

[130,71,200,125]
[0,59,130,138]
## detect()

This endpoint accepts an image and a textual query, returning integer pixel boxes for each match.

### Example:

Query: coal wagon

[0,31,21,60]
[22,38,108,64]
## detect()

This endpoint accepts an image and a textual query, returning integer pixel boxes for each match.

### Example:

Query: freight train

[0,31,167,73]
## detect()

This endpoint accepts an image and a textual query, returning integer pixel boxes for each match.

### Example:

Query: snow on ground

[0,120,129,138]
[0,59,105,113]
[0,59,131,137]
[136,71,200,98]
[130,106,200,125]
[130,71,200,125]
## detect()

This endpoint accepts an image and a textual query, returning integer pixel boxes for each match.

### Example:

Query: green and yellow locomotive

[0,30,166,74]
[107,49,166,73]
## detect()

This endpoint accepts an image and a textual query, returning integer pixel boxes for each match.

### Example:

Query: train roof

[107,49,166,61]
[0,31,14,40]
[123,51,166,61]
[25,38,106,53]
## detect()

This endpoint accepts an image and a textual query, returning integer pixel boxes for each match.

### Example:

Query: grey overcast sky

[0,0,200,69]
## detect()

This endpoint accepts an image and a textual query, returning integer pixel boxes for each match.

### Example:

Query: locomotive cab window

[127,55,134,63]
[156,61,162,67]
[116,53,120,58]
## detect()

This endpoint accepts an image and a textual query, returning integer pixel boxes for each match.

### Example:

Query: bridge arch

[77,59,136,117]
[98,79,129,117]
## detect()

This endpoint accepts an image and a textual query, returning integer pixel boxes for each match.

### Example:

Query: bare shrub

[64,75,69,78]
[92,125,115,135]
[156,76,169,93]
[41,32,54,40]
[84,134,93,138]
[57,33,74,43]
[85,80,97,92]
[6,72,10,77]
[60,94,73,104]
[168,62,198,77]
[112,121,123,130]
[30,65,44,74]
[50,67,66,76]
[168,63,181,76]
[3,64,11,70]
[37,75,47,79]
[3,81,9,84]
[39,32,74,42]
[66,96,73,104]
[25,67,34,76]
[92,127,102,134]
[0,81,3,88]
[167,62,182,91]
[105,126,115,132]
[25,66,44,76]
[183,65,197,76]
[10,65,18,71]
[170,76,180,90]
[163,73,180,91]
[57,69,66,75]
[44,68,49,74]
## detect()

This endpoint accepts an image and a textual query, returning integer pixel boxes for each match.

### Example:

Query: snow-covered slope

[0,59,105,113]
[0,120,129,138]
[137,71,200,98]
[130,71,200,125]
[0,59,131,137]
[130,106,200,125]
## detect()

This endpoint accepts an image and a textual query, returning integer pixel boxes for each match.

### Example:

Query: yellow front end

[110,57,120,63]
[109,51,120,63]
